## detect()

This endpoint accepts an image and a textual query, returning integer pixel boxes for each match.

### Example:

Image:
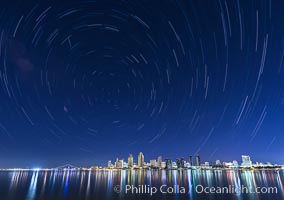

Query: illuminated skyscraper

[216,160,221,166]
[157,156,162,168]
[116,159,124,168]
[176,158,181,168]
[196,155,201,166]
[176,158,185,168]
[204,162,210,167]
[150,160,157,168]
[115,158,119,168]
[165,158,172,169]
[189,155,193,166]
[241,155,252,167]
[138,152,144,168]
[128,154,133,168]
[232,160,239,167]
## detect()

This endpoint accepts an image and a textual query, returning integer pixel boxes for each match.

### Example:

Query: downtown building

[196,155,201,166]
[138,152,144,168]
[128,154,134,168]
[241,155,252,168]
[157,156,162,168]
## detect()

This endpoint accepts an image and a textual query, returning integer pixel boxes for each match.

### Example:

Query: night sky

[0,0,284,168]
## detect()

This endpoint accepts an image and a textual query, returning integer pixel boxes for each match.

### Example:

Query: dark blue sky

[0,0,284,168]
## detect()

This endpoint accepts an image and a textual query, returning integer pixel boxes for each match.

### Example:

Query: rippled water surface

[0,169,284,200]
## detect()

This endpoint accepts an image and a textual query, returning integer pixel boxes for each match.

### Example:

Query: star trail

[0,0,284,167]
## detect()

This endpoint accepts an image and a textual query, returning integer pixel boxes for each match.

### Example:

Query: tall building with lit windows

[241,155,252,167]
[196,155,201,166]
[165,159,172,169]
[216,160,222,166]
[128,154,133,168]
[189,155,193,166]
[157,156,162,168]
[138,152,144,167]
[150,160,157,168]
[107,160,112,168]
[116,159,124,168]
[176,158,185,168]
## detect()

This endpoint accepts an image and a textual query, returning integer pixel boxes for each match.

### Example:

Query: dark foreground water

[0,169,284,200]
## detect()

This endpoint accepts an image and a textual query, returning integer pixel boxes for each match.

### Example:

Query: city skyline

[106,152,280,169]
[0,151,281,169]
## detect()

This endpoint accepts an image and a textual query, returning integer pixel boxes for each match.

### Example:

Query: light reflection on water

[26,171,38,200]
[0,169,283,200]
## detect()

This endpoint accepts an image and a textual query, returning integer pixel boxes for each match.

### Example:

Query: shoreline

[0,167,283,172]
